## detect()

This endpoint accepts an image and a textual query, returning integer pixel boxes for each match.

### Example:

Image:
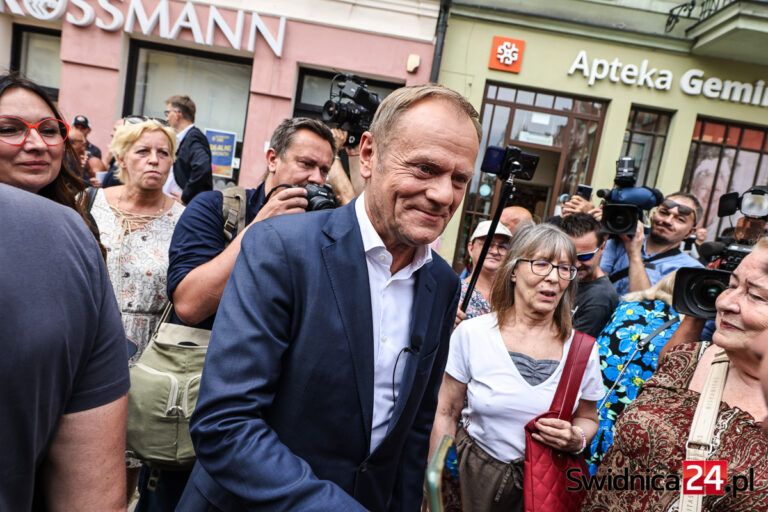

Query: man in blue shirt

[600,192,704,296]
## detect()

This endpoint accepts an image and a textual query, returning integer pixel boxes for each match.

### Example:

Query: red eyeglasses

[0,115,70,146]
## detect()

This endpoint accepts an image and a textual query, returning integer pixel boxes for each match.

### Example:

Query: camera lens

[690,278,726,314]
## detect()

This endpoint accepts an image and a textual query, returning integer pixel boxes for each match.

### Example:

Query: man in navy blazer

[165,94,213,204]
[177,84,482,511]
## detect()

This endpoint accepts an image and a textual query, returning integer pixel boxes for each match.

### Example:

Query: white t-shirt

[446,313,603,463]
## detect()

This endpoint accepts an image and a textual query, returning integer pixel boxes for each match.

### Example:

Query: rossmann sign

[1,0,285,56]
[568,50,768,107]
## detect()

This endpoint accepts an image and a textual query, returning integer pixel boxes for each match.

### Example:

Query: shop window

[124,41,252,185]
[452,82,606,271]
[620,107,671,188]
[682,118,768,240]
[10,25,61,101]
[292,68,402,120]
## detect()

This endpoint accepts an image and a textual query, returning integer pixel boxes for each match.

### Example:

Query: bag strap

[609,247,681,283]
[549,331,596,421]
[679,349,730,512]
[221,186,247,243]
[85,186,98,214]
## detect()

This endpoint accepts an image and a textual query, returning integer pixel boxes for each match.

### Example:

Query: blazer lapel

[386,263,436,434]
[321,203,375,447]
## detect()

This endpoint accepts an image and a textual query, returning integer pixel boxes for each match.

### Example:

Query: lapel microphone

[406,334,422,355]
[393,334,423,402]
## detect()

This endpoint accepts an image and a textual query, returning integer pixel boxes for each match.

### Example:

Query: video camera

[673,186,768,319]
[596,157,664,235]
[322,74,381,147]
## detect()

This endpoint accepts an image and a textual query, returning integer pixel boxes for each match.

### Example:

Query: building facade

[1,0,438,187]
[439,0,768,269]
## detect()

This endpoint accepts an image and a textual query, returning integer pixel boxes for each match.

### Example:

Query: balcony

[668,0,768,65]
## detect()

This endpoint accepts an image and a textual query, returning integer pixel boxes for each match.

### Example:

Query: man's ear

[358,132,375,181]
[265,147,279,175]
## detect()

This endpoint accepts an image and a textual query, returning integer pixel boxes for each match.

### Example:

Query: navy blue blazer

[175,126,213,204]
[177,200,460,511]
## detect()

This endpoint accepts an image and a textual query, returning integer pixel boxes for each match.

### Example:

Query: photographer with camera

[135,118,335,510]
[601,192,704,296]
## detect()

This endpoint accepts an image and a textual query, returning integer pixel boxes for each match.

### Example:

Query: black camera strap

[609,247,681,283]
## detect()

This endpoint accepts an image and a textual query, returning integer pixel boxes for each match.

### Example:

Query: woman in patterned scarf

[582,239,768,511]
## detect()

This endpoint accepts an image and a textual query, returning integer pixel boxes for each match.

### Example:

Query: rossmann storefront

[438,3,768,270]
[0,0,437,188]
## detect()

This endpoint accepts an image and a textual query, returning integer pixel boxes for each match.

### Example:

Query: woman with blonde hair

[90,119,184,363]
[585,271,681,474]
[431,223,602,511]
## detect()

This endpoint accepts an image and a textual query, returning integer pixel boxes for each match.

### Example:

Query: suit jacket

[177,200,460,511]
[175,125,213,204]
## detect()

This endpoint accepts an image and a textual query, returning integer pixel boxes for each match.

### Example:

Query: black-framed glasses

[0,115,69,146]
[658,199,696,224]
[576,247,600,262]
[162,109,179,117]
[124,115,169,127]
[518,259,577,281]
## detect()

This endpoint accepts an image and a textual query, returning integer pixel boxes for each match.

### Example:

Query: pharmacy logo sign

[489,36,525,73]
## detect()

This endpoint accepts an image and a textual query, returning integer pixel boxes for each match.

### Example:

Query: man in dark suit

[165,94,213,204]
[177,84,482,511]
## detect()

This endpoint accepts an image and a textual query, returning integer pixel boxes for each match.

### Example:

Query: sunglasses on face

[0,115,69,146]
[658,199,696,224]
[576,247,600,262]
[123,115,169,127]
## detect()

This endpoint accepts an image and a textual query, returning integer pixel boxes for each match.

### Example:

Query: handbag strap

[550,331,596,421]
[679,349,730,512]
[151,302,173,341]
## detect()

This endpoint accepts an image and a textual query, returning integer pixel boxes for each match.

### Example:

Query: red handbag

[523,331,595,512]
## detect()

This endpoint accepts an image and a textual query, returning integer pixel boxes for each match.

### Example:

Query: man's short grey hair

[369,84,482,152]
[269,117,336,159]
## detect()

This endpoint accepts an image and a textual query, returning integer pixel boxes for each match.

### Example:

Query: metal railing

[666,0,741,32]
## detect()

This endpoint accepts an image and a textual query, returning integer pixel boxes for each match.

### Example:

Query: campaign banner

[206,129,237,178]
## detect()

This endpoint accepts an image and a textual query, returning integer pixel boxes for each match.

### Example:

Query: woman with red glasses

[0,75,95,230]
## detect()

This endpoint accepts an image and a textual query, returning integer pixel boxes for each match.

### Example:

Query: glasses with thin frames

[123,115,169,127]
[0,115,69,146]
[518,258,577,281]
[576,247,600,262]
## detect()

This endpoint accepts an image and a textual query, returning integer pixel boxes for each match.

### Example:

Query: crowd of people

[1,70,767,512]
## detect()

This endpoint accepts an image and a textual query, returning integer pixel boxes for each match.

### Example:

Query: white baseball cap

[470,220,512,242]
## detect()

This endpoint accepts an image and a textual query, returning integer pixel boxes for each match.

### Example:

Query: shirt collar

[176,124,194,143]
[354,192,432,273]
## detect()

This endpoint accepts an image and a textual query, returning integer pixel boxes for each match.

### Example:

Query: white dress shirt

[162,124,193,198]
[354,193,432,453]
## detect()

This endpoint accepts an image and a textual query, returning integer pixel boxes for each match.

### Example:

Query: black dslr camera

[322,74,381,147]
[597,157,664,235]
[304,183,337,211]
[266,183,337,211]
[673,186,768,319]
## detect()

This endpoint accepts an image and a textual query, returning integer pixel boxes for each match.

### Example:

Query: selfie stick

[460,166,520,312]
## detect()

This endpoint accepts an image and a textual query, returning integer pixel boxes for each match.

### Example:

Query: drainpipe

[430,0,451,83]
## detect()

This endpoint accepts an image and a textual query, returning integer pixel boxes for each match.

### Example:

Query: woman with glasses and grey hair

[430,223,602,511]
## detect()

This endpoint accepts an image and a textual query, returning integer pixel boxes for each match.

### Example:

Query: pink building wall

[49,0,434,187]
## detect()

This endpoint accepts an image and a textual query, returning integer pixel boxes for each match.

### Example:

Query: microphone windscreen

[410,334,423,353]
[698,241,725,260]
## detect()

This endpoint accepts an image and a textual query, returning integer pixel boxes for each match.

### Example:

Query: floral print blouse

[91,190,184,364]
[586,299,680,475]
